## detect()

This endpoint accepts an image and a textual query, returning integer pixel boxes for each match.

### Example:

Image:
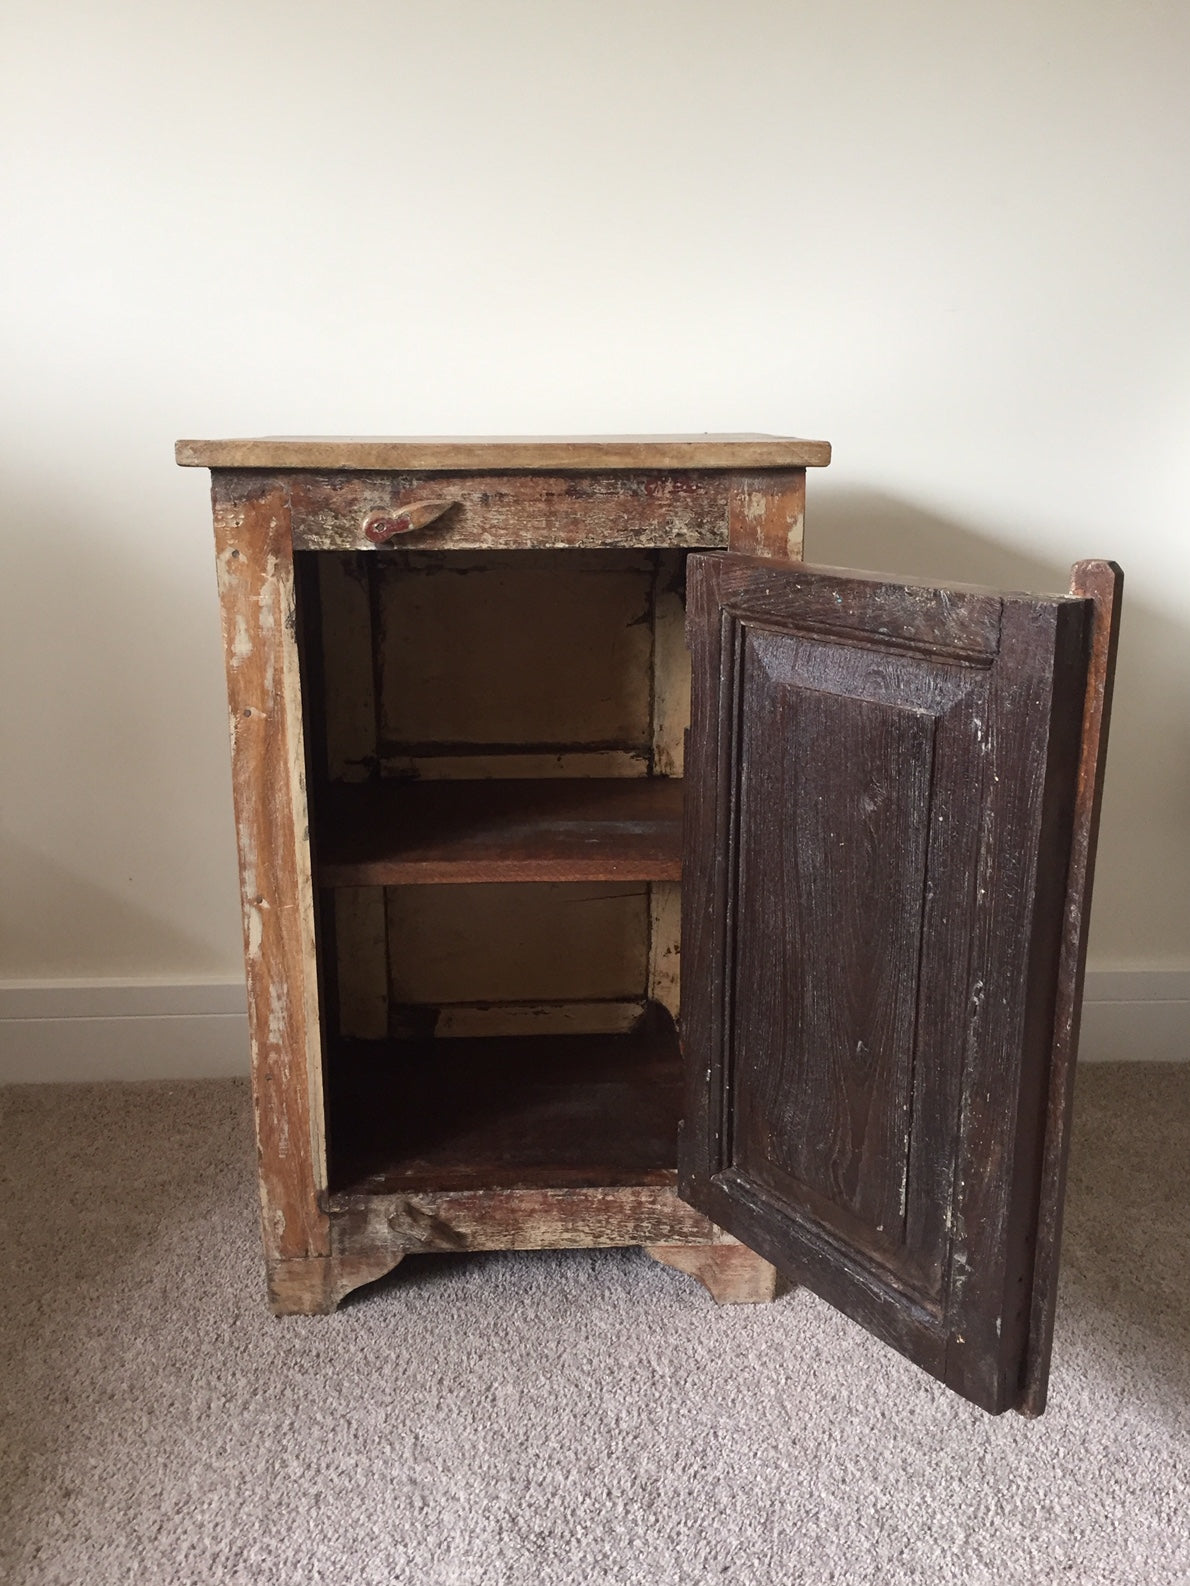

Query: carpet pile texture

[1,1065,1187,1584]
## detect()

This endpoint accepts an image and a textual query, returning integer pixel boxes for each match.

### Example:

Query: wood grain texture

[212,475,328,1265]
[178,434,832,471]
[326,1014,681,1194]
[328,1184,729,1255]
[727,471,807,559]
[647,881,682,1020]
[730,634,941,1263]
[315,777,683,886]
[645,1243,788,1303]
[1021,560,1123,1416]
[266,1252,405,1316]
[286,472,739,553]
[651,550,691,776]
[680,553,1095,1414]
[937,594,1089,1412]
[697,554,1006,659]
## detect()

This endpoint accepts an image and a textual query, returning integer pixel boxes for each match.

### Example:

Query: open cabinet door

[679,553,1121,1415]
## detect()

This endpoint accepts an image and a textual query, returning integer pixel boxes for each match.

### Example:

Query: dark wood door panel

[731,628,958,1302]
[680,552,1100,1415]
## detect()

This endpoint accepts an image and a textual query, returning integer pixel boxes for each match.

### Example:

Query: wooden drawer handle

[363,500,458,544]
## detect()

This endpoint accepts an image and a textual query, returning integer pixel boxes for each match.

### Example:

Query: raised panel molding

[680,553,1111,1412]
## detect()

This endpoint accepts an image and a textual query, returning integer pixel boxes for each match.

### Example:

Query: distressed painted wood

[212,474,328,1267]
[652,551,691,776]
[647,881,682,1021]
[267,1252,405,1316]
[727,470,807,559]
[1021,560,1124,1416]
[681,553,1102,1415]
[645,1243,789,1303]
[285,471,736,552]
[179,434,832,471]
[328,1183,730,1255]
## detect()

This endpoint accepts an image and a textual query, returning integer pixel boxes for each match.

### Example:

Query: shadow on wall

[807,488,1190,963]
[0,830,222,977]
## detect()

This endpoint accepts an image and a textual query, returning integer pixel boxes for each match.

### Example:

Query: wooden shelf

[315,777,683,886]
[326,1010,681,1195]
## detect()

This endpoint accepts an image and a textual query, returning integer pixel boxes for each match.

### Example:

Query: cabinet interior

[294,547,692,1195]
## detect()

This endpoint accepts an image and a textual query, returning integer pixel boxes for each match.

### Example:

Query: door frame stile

[1021,560,1123,1414]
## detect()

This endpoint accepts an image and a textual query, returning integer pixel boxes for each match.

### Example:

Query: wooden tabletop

[174,434,832,471]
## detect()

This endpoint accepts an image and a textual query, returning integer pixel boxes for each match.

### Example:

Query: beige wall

[2,0,1187,980]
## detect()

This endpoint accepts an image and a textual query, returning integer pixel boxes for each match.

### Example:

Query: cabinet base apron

[265,1183,785,1315]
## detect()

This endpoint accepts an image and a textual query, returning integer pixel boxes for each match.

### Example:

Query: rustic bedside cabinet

[178,434,1119,1416]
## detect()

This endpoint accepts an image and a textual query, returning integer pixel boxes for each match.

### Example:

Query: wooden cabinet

[178,434,1120,1416]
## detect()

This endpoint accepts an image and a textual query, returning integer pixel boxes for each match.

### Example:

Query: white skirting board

[0,971,1186,1083]
[0,980,251,1083]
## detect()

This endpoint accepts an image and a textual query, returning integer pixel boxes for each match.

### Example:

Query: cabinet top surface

[175,433,832,471]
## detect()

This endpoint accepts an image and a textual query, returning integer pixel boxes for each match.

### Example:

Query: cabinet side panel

[312,553,390,1038]
[652,551,691,777]
[647,551,688,1022]
[212,473,329,1263]
[317,552,378,784]
[727,472,806,560]
[648,881,682,1020]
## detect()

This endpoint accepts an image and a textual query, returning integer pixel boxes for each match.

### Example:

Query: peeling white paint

[232,613,254,662]
[268,981,287,1048]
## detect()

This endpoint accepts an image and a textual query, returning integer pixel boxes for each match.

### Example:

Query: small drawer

[287,470,738,552]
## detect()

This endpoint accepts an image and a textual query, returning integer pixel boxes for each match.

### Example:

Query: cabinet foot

[644,1242,790,1304]
[267,1252,405,1315]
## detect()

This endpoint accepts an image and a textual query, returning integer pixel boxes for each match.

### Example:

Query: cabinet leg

[267,1252,405,1315]
[644,1242,790,1304]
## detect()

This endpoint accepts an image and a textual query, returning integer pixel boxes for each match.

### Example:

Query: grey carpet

[1,1066,1187,1586]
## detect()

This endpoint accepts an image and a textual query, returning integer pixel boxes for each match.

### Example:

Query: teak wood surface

[679,553,1116,1415]
[286,469,807,553]
[197,436,1117,1416]
[315,777,683,886]
[1020,559,1123,1415]
[211,475,337,1305]
[178,433,832,471]
[205,459,807,1317]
